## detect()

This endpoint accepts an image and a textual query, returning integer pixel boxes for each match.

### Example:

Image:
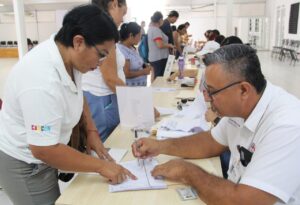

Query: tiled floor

[0,51,299,204]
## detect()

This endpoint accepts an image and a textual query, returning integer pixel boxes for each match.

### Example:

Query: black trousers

[150,58,168,79]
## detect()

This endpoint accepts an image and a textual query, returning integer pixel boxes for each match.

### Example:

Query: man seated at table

[132,44,300,205]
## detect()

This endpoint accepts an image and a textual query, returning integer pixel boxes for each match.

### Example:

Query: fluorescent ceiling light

[0,4,5,7]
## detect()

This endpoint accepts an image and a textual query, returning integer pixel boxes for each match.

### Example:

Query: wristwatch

[213,117,221,125]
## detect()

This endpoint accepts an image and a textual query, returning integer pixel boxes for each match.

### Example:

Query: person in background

[181,22,192,45]
[215,35,225,46]
[118,22,151,86]
[221,36,243,46]
[160,10,179,46]
[147,11,174,79]
[27,38,34,51]
[82,0,128,142]
[133,44,300,205]
[173,24,187,59]
[140,20,146,35]
[0,5,135,205]
[196,32,220,57]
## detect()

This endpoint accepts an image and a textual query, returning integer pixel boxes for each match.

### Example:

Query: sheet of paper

[152,87,177,93]
[156,129,193,140]
[116,86,155,129]
[163,54,175,78]
[156,107,177,116]
[175,90,196,99]
[109,159,167,192]
[158,91,209,133]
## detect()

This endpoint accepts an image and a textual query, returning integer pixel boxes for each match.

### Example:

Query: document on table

[156,106,177,116]
[152,87,177,93]
[109,159,167,192]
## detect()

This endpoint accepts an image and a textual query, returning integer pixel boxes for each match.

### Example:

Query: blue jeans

[83,92,120,142]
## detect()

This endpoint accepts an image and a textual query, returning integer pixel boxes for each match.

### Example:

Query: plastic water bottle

[178,56,185,79]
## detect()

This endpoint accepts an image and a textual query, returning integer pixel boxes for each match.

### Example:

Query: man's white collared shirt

[212,82,300,204]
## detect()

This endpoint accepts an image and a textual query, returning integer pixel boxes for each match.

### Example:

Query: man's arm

[152,160,277,205]
[100,47,126,93]
[133,131,227,159]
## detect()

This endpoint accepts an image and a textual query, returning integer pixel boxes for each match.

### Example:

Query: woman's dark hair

[221,36,243,46]
[151,11,163,23]
[55,4,119,47]
[91,0,127,12]
[168,10,179,18]
[184,22,190,26]
[171,25,177,31]
[177,24,186,31]
[215,35,225,45]
[119,22,141,41]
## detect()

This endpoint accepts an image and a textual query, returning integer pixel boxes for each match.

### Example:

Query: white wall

[0,2,269,45]
[268,0,300,48]
[158,3,265,42]
[0,11,57,42]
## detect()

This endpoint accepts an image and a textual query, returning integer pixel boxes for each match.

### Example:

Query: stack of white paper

[109,159,167,192]
[156,91,209,140]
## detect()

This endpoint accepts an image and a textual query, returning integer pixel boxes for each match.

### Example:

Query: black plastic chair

[13,41,18,46]
[7,41,13,47]
[0,41,6,47]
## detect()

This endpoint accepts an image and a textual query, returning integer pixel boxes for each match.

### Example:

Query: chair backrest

[0,41,6,46]
[14,41,17,45]
[7,41,13,46]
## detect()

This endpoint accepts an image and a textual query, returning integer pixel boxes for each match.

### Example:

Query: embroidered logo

[249,142,256,152]
[31,125,51,132]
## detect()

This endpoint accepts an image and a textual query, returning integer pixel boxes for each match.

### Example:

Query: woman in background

[82,0,128,142]
[118,22,151,86]
[147,11,174,79]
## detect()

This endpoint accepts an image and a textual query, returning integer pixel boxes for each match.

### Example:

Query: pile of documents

[156,91,209,140]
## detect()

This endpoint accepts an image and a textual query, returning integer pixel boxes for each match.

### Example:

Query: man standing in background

[160,10,179,46]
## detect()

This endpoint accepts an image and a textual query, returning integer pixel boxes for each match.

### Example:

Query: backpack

[138,34,149,63]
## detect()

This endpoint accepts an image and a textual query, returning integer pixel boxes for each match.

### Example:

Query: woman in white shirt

[0,5,135,205]
[82,0,128,142]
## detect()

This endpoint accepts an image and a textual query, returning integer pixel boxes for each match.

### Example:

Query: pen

[134,130,141,167]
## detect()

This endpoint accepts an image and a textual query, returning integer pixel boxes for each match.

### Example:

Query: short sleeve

[240,125,300,203]
[18,89,63,146]
[152,28,163,41]
[211,117,229,146]
[118,45,130,60]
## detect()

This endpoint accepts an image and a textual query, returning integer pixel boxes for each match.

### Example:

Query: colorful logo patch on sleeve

[31,125,51,132]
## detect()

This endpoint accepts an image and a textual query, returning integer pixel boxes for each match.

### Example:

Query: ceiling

[0,0,266,12]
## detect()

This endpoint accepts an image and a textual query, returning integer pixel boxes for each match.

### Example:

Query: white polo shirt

[211,81,300,205]
[81,46,125,96]
[0,35,83,164]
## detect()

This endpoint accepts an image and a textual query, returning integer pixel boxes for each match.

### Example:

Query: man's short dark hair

[204,44,266,93]
[55,4,119,47]
[168,10,179,18]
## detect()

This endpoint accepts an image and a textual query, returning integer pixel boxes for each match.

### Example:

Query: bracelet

[87,129,98,133]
